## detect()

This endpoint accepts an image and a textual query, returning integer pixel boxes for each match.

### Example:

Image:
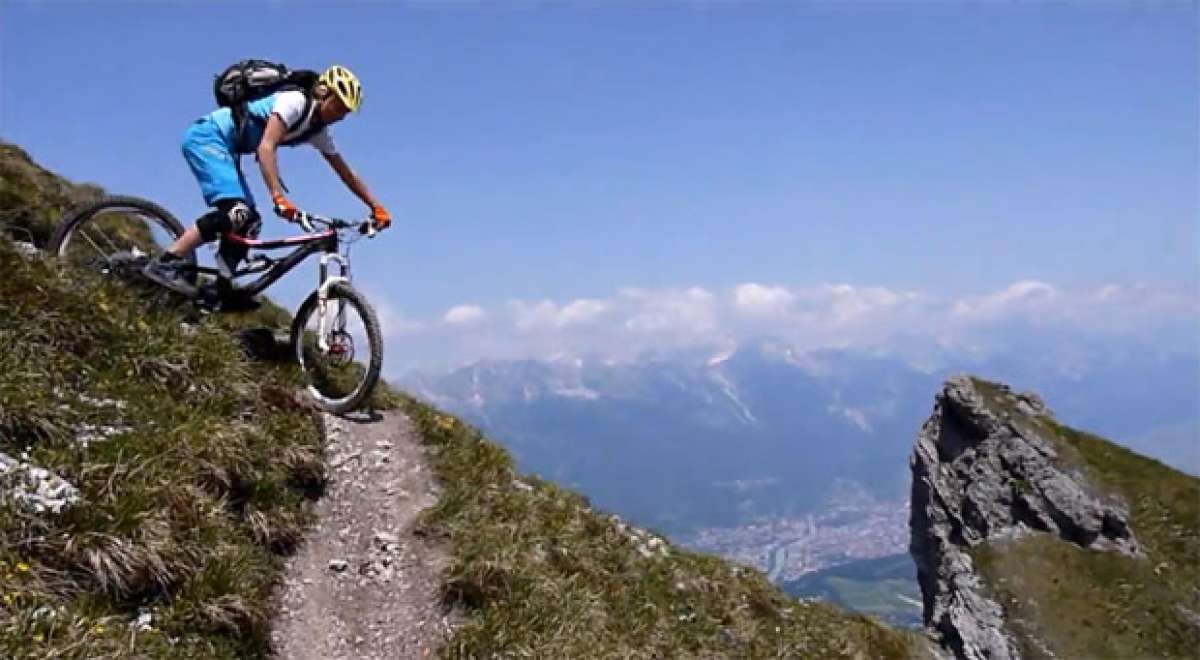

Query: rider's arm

[322,152,381,210]
[256,114,289,200]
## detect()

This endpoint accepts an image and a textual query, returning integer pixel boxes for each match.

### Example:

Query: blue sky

[2,1,1196,370]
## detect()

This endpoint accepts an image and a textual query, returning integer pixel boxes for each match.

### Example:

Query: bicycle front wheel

[290,283,383,414]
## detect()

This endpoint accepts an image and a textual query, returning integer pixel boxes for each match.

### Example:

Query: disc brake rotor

[324,330,355,367]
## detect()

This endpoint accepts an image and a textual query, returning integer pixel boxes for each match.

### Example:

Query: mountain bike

[48,195,384,414]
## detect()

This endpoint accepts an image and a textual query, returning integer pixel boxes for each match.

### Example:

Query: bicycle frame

[210,218,363,354]
[176,226,344,300]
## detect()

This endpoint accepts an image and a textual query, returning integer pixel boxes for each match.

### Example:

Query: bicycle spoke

[74,227,113,264]
[334,300,347,332]
[87,218,125,255]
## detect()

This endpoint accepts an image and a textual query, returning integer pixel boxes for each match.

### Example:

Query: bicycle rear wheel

[48,195,193,279]
[290,283,383,414]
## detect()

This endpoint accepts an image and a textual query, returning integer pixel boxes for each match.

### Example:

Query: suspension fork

[316,251,352,352]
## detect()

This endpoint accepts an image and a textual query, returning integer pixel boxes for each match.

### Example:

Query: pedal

[217,290,262,313]
[194,285,221,312]
[239,255,274,274]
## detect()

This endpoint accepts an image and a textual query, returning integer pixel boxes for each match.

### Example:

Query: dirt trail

[271,410,453,659]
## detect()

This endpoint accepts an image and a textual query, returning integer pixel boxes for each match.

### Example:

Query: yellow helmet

[319,65,362,112]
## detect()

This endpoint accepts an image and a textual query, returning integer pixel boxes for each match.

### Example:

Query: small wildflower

[32,633,44,642]
[91,624,105,635]
[15,562,29,573]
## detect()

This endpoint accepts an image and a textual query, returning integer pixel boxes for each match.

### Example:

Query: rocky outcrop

[909,376,1139,660]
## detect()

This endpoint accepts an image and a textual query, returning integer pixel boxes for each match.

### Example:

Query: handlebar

[294,210,377,238]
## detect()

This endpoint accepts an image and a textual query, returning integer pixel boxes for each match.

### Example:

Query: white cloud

[620,287,719,335]
[950,280,1059,321]
[1094,284,1121,301]
[807,284,921,327]
[375,279,1199,372]
[509,298,609,331]
[444,304,486,325]
[734,283,795,317]
[560,298,609,325]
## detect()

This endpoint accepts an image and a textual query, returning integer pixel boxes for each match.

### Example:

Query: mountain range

[401,336,1199,539]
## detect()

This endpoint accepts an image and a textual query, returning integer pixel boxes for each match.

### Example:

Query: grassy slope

[0,140,409,658]
[399,396,928,658]
[0,238,332,658]
[0,142,104,247]
[783,555,922,629]
[969,377,1200,659]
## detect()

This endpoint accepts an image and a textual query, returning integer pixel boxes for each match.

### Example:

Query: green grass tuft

[0,141,104,246]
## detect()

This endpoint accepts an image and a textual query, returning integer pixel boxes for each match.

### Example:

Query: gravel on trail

[271,410,455,659]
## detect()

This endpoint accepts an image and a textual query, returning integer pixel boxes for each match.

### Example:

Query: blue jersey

[200,91,336,155]
[182,92,336,207]
[203,94,289,154]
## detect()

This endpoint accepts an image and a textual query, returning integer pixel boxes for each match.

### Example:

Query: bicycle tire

[48,195,195,272]
[290,282,384,414]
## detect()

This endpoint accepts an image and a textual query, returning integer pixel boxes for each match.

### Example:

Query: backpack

[213,60,322,151]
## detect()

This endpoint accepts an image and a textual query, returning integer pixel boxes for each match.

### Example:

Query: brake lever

[295,210,316,233]
[359,222,377,238]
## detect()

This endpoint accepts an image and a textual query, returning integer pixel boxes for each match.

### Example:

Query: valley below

[681,479,908,584]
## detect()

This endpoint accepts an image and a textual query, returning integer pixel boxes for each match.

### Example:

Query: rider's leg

[163,225,203,258]
[162,119,257,259]
[144,122,257,293]
[143,200,259,295]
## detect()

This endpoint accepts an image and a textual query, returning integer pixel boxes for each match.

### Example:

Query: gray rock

[910,375,1140,660]
[373,531,399,546]
[0,451,80,514]
[12,241,41,259]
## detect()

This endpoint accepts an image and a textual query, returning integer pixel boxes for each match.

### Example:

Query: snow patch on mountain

[552,385,601,400]
[706,338,739,367]
[828,404,873,433]
[707,346,737,367]
[708,369,757,425]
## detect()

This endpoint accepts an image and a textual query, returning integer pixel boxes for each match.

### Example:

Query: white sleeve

[310,129,338,156]
[270,91,309,130]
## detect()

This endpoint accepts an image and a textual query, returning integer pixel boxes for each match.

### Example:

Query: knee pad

[195,208,228,242]
[196,200,260,242]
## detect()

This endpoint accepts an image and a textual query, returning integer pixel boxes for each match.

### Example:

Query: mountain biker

[143,64,390,294]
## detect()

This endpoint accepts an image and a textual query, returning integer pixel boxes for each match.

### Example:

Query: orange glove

[272,193,298,221]
[371,203,391,231]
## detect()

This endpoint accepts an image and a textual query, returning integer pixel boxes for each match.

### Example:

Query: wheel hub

[324,331,355,367]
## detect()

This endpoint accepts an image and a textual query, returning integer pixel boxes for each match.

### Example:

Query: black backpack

[213,60,322,152]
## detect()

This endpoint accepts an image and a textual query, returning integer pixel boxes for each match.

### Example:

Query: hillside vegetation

[0,235,332,657]
[0,142,103,246]
[783,554,922,629]
[969,378,1200,659]
[0,142,398,658]
[1,141,930,658]
[398,394,927,657]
